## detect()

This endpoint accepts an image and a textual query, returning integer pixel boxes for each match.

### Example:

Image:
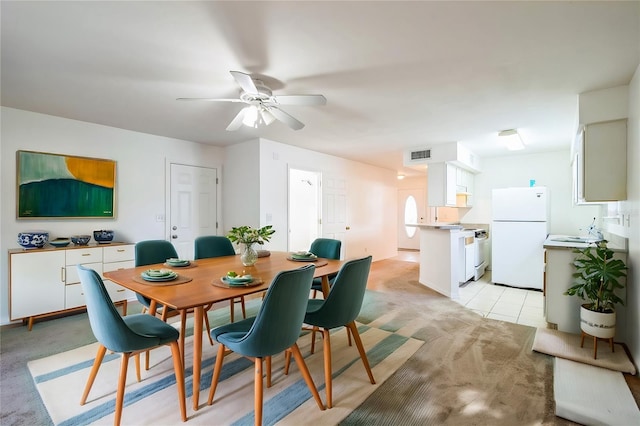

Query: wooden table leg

[192,305,204,411]
[321,276,330,298]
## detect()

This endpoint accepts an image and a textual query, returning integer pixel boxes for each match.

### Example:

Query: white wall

[0,107,224,325]
[257,139,398,261]
[460,149,600,235]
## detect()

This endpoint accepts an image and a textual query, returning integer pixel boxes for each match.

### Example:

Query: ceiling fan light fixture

[242,105,259,128]
[260,107,276,125]
[499,129,525,151]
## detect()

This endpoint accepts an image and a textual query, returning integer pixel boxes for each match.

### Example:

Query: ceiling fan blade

[226,107,249,131]
[176,97,243,102]
[267,107,305,130]
[230,70,258,94]
[272,94,327,106]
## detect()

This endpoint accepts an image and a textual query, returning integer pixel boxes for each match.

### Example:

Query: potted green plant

[564,240,627,351]
[226,225,275,266]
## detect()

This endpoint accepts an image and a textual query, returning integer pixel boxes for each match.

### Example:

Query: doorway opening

[288,168,321,252]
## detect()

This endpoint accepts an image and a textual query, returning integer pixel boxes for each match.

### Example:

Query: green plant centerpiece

[564,240,627,357]
[226,225,275,266]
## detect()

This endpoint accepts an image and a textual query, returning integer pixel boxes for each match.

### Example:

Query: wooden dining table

[104,251,344,410]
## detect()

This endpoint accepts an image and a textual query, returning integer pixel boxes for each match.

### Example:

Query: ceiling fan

[177,71,326,131]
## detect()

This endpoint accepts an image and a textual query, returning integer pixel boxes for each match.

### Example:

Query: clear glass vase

[240,243,258,266]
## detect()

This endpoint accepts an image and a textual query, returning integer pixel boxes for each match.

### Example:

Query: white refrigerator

[491,187,549,290]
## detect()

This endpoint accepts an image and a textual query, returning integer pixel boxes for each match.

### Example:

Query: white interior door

[288,168,321,252]
[322,175,348,259]
[169,164,218,260]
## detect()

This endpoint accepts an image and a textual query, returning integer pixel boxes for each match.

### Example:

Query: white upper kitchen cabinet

[573,119,627,203]
[428,162,475,208]
[428,162,456,207]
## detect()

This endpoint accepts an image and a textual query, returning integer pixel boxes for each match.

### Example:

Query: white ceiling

[2,1,639,176]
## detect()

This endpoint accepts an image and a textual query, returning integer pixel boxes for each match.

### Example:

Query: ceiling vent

[403,143,481,172]
[410,149,431,160]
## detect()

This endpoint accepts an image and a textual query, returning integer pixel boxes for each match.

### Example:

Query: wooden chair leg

[204,312,214,346]
[284,349,292,375]
[266,356,272,388]
[134,353,141,382]
[169,341,187,422]
[208,344,226,405]
[115,353,131,426]
[290,343,325,411]
[81,344,107,405]
[310,326,319,354]
[347,322,376,385]
[346,326,352,346]
[254,357,264,426]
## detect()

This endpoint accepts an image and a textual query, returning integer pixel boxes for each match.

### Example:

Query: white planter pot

[580,305,616,339]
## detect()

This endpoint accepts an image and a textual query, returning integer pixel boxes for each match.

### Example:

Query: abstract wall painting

[17,150,116,219]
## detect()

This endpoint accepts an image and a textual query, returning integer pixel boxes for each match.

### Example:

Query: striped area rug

[28,322,422,425]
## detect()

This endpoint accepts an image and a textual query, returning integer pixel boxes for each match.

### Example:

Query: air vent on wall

[411,149,431,160]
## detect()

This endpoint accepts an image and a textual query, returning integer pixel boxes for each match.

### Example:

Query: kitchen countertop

[544,235,627,252]
[406,223,464,230]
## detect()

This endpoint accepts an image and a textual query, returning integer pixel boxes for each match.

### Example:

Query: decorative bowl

[18,231,49,249]
[50,238,71,248]
[71,235,91,246]
[93,230,114,244]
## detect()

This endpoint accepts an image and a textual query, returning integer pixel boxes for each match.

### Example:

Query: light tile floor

[457,271,548,328]
[395,249,548,328]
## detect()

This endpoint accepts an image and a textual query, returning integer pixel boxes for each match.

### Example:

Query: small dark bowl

[93,230,114,244]
[50,238,71,248]
[71,235,91,246]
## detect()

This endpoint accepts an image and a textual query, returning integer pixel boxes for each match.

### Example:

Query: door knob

[172,235,178,239]
[172,226,177,230]
[345,226,351,230]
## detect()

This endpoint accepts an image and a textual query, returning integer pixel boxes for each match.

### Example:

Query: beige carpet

[532,327,636,374]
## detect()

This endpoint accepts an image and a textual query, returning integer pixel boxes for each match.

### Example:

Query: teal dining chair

[77,265,186,426]
[194,235,247,322]
[135,239,214,370]
[207,264,325,426]
[309,238,342,297]
[285,256,375,409]
[134,239,180,318]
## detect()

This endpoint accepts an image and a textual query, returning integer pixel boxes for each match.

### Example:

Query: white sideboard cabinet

[9,243,135,329]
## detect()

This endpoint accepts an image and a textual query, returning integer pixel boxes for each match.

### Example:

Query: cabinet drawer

[66,262,103,285]
[104,280,134,302]
[103,259,134,273]
[66,247,102,265]
[103,245,134,263]
[65,283,85,309]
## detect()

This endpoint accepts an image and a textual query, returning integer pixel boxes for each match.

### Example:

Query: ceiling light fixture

[242,105,259,128]
[498,129,525,151]
[397,174,405,180]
